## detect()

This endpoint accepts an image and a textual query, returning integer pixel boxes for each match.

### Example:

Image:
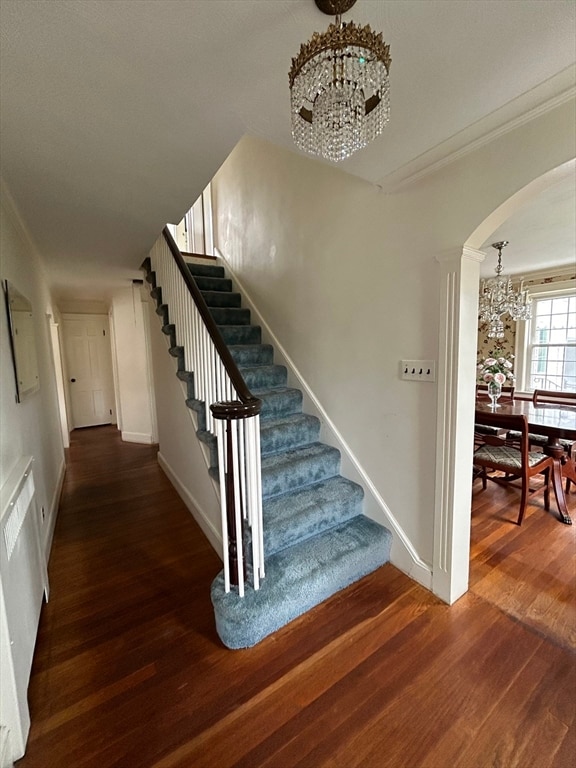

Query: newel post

[224,416,242,586]
[211,399,261,594]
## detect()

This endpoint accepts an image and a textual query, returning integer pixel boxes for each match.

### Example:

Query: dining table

[475,399,576,525]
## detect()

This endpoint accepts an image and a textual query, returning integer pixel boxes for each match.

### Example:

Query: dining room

[471,169,575,650]
[472,312,575,652]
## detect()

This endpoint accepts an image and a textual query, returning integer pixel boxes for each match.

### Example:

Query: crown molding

[0,178,42,261]
[379,66,576,192]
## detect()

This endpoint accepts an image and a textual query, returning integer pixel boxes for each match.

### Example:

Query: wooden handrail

[161,227,261,418]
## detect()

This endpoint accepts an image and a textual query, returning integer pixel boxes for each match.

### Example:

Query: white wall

[0,189,65,552]
[1,186,66,761]
[110,286,156,444]
[210,99,575,570]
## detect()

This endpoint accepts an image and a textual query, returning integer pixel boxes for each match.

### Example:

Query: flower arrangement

[477,355,514,385]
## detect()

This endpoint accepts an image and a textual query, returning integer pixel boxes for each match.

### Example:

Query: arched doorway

[432,159,575,604]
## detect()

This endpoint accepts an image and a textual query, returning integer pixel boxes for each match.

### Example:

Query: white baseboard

[157,452,223,558]
[121,431,154,444]
[214,248,433,590]
[45,457,65,561]
[0,726,14,768]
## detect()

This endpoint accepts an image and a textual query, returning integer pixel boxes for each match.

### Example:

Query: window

[516,282,576,393]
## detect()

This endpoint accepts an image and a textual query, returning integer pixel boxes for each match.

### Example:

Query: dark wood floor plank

[258,597,542,768]
[16,425,576,768]
[470,477,576,650]
[148,587,437,768]
[455,642,575,768]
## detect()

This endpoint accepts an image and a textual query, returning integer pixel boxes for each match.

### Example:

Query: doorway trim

[433,246,485,603]
[47,315,70,448]
[432,159,576,604]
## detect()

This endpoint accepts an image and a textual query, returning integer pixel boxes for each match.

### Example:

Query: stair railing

[144,228,264,596]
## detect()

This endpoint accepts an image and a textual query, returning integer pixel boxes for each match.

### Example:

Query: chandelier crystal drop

[478,241,532,339]
[289,0,391,163]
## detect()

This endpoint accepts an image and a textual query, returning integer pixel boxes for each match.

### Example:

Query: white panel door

[62,315,115,428]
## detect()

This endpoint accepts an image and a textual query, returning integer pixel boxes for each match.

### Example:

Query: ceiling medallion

[288,0,391,163]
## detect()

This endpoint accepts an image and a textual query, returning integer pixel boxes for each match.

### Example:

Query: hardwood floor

[470,473,575,651]
[17,426,575,767]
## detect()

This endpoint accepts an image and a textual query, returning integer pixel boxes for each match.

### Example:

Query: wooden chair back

[532,389,576,408]
[473,409,556,524]
[474,410,528,455]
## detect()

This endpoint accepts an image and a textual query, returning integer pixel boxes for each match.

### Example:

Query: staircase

[146,253,392,649]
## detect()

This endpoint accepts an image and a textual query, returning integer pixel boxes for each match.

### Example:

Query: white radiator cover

[0,457,48,763]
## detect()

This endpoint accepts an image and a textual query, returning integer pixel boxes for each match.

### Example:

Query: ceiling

[1,0,575,301]
[479,164,576,278]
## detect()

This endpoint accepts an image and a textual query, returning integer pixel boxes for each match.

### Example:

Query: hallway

[18,426,575,767]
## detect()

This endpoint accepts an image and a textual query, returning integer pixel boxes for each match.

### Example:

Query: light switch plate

[401,360,436,382]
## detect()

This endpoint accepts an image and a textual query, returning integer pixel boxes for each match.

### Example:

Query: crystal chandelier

[478,241,532,339]
[288,0,391,163]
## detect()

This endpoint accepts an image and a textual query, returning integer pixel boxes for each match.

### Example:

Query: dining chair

[533,390,576,408]
[474,384,515,442]
[507,389,575,493]
[473,410,557,525]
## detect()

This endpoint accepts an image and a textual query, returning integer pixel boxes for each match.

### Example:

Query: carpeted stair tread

[197,430,218,467]
[238,364,288,391]
[177,370,195,399]
[156,304,169,324]
[257,387,303,419]
[218,325,262,345]
[201,290,242,309]
[186,398,207,431]
[228,344,274,366]
[211,515,392,649]
[193,275,233,293]
[186,262,225,279]
[209,306,251,326]
[259,413,320,456]
[261,442,341,499]
[197,413,320,471]
[162,324,176,346]
[262,475,364,556]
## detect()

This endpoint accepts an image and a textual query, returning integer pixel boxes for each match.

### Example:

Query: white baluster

[231,421,244,597]
[254,414,264,579]
[147,232,266,595]
[216,419,230,593]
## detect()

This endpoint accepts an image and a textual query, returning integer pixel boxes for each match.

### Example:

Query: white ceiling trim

[0,179,43,266]
[380,67,576,192]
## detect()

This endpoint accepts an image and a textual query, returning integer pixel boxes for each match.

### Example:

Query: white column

[433,246,485,604]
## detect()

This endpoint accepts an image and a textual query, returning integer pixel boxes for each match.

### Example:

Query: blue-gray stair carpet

[147,259,392,649]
